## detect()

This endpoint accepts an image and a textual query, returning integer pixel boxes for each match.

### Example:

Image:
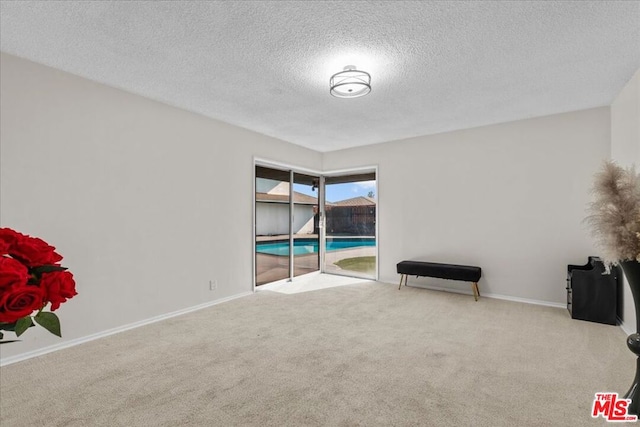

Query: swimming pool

[256,237,376,256]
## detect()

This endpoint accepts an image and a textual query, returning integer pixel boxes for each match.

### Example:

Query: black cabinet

[567,256,621,325]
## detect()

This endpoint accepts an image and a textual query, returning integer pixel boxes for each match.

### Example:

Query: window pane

[255,166,290,285]
[293,173,319,277]
[324,174,376,279]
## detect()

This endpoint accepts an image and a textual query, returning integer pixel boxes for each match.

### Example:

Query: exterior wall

[255,203,315,235]
[256,178,282,194]
[256,179,289,195]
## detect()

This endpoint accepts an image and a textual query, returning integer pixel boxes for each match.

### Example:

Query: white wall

[0,50,625,363]
[0,53,322,360]
[610,69,640,333]
[324,108,610,304]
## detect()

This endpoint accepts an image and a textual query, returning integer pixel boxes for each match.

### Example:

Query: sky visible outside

[293,180,376,203]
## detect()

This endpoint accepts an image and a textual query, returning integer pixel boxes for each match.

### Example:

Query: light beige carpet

[0,281,633,426]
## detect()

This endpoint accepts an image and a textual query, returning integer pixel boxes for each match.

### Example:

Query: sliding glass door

[293,173,320,277]
[255,166,292,286]
[255,166,320,286]
[255,165,376,286]
[323,172,377,279]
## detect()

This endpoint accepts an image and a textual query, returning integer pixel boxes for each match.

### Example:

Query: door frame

[253,158,379,291]
[321,166,379,281]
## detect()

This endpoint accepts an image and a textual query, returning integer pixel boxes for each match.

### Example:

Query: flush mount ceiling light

[329,65,371,98]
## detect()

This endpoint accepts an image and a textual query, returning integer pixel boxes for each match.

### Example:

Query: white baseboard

[480,291,567,309]
[401,283,567,309]
[620,319,634,336]
[0,292,253,367]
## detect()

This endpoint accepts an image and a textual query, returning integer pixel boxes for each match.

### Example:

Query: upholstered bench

[397,260,482,301]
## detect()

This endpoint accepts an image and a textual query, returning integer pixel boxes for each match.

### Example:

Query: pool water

[257,238,376,256]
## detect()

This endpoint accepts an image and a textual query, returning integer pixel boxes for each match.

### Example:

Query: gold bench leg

[471,282,479,301]
[398,274,409,290]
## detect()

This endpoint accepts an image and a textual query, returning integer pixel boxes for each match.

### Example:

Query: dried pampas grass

[585,161,640,265]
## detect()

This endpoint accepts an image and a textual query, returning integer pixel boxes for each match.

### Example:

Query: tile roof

[333,196,376,207]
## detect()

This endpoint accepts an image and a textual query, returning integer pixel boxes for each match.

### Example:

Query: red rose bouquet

[0,228,77,343]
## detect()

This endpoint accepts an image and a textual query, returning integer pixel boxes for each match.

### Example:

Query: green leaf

[34,312,61,337]
[31,265,67,275]
[0,322,16,332]
[15,316,34,337]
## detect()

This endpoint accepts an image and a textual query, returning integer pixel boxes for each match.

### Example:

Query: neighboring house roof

[256,191,318,205]
[333,196,376,207]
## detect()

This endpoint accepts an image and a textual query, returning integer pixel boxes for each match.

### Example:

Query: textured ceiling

[1,1,639,152]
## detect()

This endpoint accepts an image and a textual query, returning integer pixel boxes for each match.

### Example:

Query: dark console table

[567,256,621,325]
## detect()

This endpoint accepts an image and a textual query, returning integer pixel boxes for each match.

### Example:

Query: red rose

[0,284,45,323]
[0,256,29,291]
[8,234,62,267]
[0,228,20,255]
[40,271,77,311]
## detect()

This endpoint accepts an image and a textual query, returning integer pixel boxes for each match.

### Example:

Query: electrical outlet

[209,280,217,291]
